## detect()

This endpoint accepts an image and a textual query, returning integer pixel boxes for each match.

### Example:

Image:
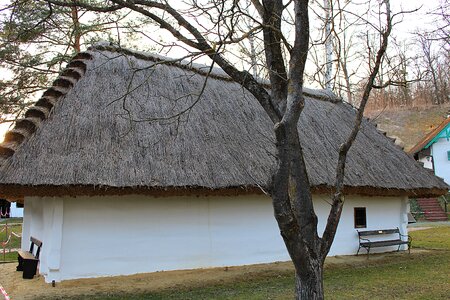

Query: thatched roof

[0,44,448,199]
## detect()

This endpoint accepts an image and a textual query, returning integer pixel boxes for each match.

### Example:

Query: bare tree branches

[321,0,393,256]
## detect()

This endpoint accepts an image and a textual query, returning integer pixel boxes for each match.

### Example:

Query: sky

[392,0,442,33]
[0,0,445,142]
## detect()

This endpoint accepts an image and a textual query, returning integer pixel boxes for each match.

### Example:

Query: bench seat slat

[18,250,38,260]
[360,239,409,248]
[358,229,399,236]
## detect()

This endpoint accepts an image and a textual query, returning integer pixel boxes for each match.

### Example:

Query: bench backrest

[358,228,400,237]
[29,236,43,259]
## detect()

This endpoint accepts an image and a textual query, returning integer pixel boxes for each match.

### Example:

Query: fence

[0,220,22,263]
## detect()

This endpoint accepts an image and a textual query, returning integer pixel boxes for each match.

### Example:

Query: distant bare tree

[428,0,450,45]
[321,0,333,90]
[418,34,441,104]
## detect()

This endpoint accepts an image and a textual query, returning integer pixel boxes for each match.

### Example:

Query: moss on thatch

[0,44,448,198]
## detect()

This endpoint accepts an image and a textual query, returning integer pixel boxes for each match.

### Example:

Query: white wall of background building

[431,138,450,185]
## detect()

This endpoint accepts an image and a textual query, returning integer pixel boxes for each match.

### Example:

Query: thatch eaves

[0,44,448,199]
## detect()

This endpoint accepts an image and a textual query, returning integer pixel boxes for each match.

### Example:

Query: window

[354,207,367,228]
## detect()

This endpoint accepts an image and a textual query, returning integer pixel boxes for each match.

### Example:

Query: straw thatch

[0,43,448,199]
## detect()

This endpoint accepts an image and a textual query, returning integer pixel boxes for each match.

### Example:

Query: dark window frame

[354,207,367,228]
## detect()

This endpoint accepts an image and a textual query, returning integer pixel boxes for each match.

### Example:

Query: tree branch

[321,0,393,257]
[261,0,288,112]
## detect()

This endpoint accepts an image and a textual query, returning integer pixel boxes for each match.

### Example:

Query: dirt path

[0,250,428,300]
[3,261,293,300]
[408,227,432,232]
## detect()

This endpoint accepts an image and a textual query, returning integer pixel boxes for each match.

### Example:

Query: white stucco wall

[431,138,450,185]
[21,198,44,250]
[22,194,409,283]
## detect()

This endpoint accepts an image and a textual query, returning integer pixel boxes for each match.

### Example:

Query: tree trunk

[295,260,324,300]
[323,0,333,90]
[71,3,81,53]
[248,28,258,78]
[272,120,325,300]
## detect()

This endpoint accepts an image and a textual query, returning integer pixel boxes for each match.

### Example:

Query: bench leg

[366,246,371,259]
[17,255,24,271]
[22,259,39,279]
[356,245,361,256]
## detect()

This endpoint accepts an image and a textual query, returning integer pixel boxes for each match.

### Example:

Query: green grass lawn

[0,217,23,224]
[49,226,450,300]
[0,251,18,262]
[411,226,450,250]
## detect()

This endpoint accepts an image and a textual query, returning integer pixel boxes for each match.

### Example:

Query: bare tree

[335,27,357,104]
[33,0,395,298]
[427,0,450,45]
[308,0,380,106]
[395,1,449,108]
[322,0,333,90]
[418,34,441,104]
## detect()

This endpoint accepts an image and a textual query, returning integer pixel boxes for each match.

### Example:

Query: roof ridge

[0,52,94,165]
[89,42,341,103]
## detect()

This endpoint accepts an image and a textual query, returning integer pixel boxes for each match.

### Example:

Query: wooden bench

[357,228,411,257]
[17,237,42,279]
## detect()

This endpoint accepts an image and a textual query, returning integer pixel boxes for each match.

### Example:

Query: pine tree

[0,0,136,120]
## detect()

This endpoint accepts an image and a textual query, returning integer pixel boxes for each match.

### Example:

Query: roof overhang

[0,184,447,201]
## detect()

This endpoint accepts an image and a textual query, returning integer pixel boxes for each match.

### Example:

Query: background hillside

[365,104,450,152]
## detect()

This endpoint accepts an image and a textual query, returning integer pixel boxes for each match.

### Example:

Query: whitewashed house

[410,118,450,185]
[0,44,448,283]
[9,202,23,218]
